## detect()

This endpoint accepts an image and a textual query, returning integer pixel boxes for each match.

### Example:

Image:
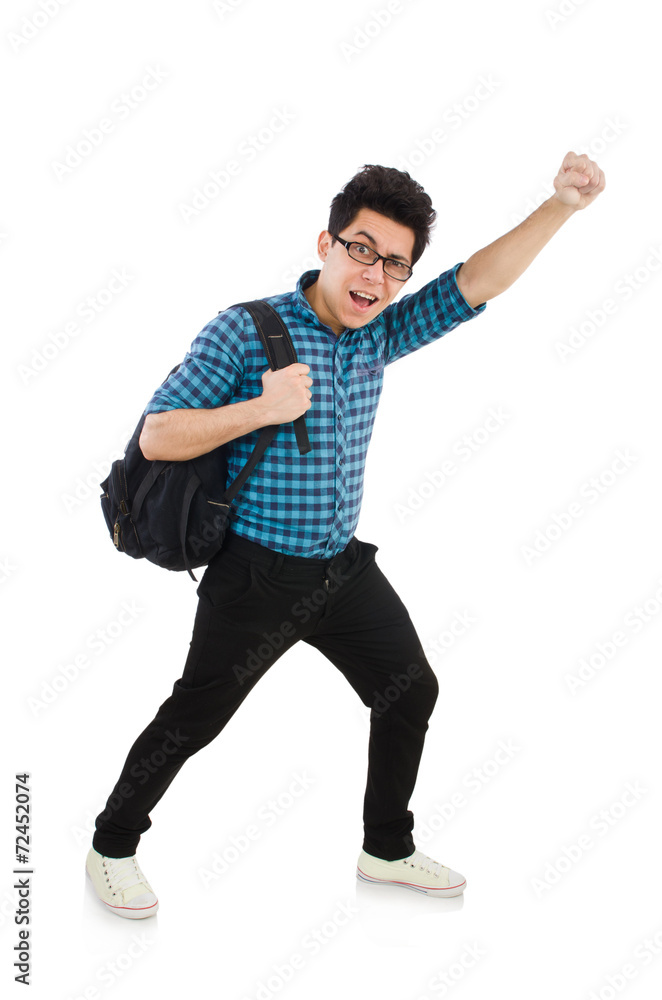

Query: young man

[86,153,605,917]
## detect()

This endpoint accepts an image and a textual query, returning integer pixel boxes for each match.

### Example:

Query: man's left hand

[553,150,606,210]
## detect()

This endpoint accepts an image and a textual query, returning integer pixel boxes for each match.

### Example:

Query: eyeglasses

[330,233,413,281]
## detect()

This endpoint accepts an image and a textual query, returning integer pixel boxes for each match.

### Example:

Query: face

[305,208,415,336]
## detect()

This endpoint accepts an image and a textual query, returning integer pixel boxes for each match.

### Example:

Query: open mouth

[349,289,378,312]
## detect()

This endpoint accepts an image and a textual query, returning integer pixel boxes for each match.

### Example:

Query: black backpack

[99,300,311,581]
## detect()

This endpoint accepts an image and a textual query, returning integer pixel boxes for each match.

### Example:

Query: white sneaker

[357,848,466,897]
[86,847,159,918]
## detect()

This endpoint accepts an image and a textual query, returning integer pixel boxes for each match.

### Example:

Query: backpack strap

[216,301,311,506]
[238,300,312,458]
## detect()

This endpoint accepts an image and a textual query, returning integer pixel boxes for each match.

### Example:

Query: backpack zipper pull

[113,520,121,548]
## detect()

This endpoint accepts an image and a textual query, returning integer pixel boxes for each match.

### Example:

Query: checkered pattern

[144,263,487,558]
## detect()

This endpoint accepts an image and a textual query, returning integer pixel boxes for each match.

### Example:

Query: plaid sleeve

[143,306,246,413]
[382,262,487,366]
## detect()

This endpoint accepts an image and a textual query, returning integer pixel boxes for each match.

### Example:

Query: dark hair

[328,164,436,266]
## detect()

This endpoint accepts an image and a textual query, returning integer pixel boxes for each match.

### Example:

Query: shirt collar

[295,269,323,324]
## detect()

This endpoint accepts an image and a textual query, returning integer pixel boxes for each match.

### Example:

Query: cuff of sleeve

[144,389,191,413]
[449,261,487,316]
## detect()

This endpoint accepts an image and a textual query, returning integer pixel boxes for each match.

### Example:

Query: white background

[3,0,661,997]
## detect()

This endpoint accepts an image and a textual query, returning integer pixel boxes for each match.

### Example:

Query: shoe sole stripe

[356,866,466,894]
[103,901,158,911]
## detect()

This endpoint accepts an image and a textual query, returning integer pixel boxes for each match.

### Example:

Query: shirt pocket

[356,363,384,377]
[352,350,385,378]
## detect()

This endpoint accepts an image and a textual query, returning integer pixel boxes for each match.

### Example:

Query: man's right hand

[260,363,313,423]
[139,363,314,462]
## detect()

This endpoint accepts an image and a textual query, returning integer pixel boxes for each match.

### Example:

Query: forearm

[459,195,577,305]
[139,396,274,461]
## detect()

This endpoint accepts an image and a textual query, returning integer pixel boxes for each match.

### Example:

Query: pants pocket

[196,550,257,610]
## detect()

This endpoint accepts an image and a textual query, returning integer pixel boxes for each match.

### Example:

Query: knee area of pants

[371,671,437,719]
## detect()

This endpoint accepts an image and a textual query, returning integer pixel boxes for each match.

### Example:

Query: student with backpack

[86,154,605,917]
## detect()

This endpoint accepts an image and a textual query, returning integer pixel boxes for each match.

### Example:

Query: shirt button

[338,503,343,511]
[338,457,344,465]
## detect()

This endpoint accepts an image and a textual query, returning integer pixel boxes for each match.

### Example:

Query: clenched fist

[260,363,313,423]
[553,151,606,210]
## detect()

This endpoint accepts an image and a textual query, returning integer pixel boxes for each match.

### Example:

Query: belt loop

[273,553,284,575]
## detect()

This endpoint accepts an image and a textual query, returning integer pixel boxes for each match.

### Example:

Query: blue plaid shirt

[144,263,486,558]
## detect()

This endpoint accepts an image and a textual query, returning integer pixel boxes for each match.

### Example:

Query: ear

[316,230,334,262]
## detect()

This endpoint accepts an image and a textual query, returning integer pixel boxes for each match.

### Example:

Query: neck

[304,280,342,337]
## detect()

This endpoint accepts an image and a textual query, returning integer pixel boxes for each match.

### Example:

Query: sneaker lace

[409,850,445,878]
[103,856,146,896]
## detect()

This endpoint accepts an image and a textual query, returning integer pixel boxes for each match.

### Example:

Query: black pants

[92,531,439,861]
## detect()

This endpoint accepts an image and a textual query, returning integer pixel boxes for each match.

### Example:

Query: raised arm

[456,151,606,309]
